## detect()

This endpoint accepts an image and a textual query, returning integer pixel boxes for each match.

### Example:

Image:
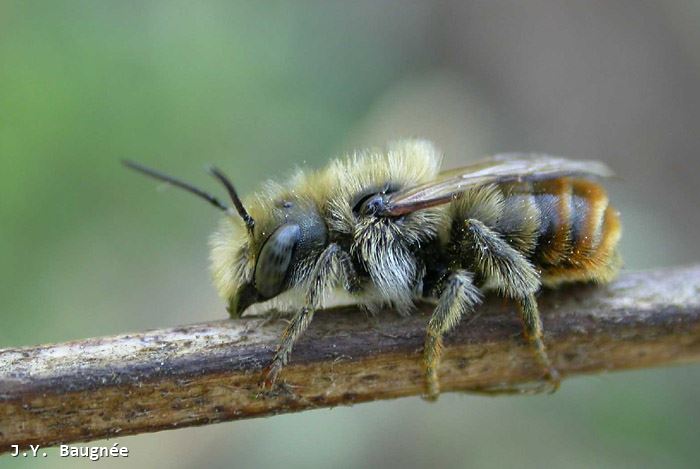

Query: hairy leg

[262,307,314,387]
[466,219,560,393]
[518,293,560,391]
[262,243,355,388]
[423,270,482,400]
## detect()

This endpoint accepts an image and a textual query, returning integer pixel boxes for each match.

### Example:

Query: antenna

[123,160,256,234]
[207,165,255,234]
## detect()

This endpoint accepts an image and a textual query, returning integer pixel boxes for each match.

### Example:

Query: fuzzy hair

[448,184,505,229]
[320,140,442,234]
[209,170,320,302]
[322,140,445,313]
[464,219,540,298]
[210,139,446,314]
[447,182,541,255]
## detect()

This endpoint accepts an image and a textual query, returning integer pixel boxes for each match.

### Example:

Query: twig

[1,265,700,451]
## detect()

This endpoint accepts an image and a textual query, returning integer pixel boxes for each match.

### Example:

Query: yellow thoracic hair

[317,140,442,234]
[209,139,444,302]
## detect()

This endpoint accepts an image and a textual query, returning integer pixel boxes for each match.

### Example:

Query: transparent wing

[382,153,614,216]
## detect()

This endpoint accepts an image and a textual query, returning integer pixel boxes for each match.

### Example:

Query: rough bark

[1,265,700,452]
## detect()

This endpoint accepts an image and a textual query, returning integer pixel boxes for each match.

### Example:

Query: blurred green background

[2,1,700,468]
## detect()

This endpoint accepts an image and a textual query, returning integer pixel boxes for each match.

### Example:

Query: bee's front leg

[262,306,314,388]
[261,243,355,389]
[423,270,482,401]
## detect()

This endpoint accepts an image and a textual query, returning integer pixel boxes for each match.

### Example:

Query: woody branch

[1,265,700,452]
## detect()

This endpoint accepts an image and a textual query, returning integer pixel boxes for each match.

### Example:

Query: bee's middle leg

[423,270,482,401]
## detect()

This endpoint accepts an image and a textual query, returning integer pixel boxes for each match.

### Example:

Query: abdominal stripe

[532,178,609,268]
[448,178,613,276]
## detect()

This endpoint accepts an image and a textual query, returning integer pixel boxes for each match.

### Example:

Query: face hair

[207,165,256,234]
[122,160,256,233]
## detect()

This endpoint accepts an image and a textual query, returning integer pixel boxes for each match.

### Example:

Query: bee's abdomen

[528,178,621,285]
[449,177,621,286]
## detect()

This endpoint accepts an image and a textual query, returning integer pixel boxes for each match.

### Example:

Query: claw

[260,360,282,390]
[421,388,440,402]
[421,367,441,402]
[544,367,561,394]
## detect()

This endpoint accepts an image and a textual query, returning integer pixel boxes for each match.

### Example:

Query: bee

[124,140,621,399]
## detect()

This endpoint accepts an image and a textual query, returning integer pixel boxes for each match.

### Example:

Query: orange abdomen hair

[529,177,622,286]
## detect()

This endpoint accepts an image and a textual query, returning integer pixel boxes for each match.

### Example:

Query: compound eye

[254,224,301,299]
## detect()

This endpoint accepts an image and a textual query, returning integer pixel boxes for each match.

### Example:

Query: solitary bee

[125,140,621,398]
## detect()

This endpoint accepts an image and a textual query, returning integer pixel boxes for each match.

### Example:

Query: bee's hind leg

[515,293,560,393]
[450,298,560,397]
[465,219,560,394]
[423,270,482,401]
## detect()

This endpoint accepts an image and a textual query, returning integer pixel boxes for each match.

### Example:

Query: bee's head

[123,161,327,316]
[223,194,327,316]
